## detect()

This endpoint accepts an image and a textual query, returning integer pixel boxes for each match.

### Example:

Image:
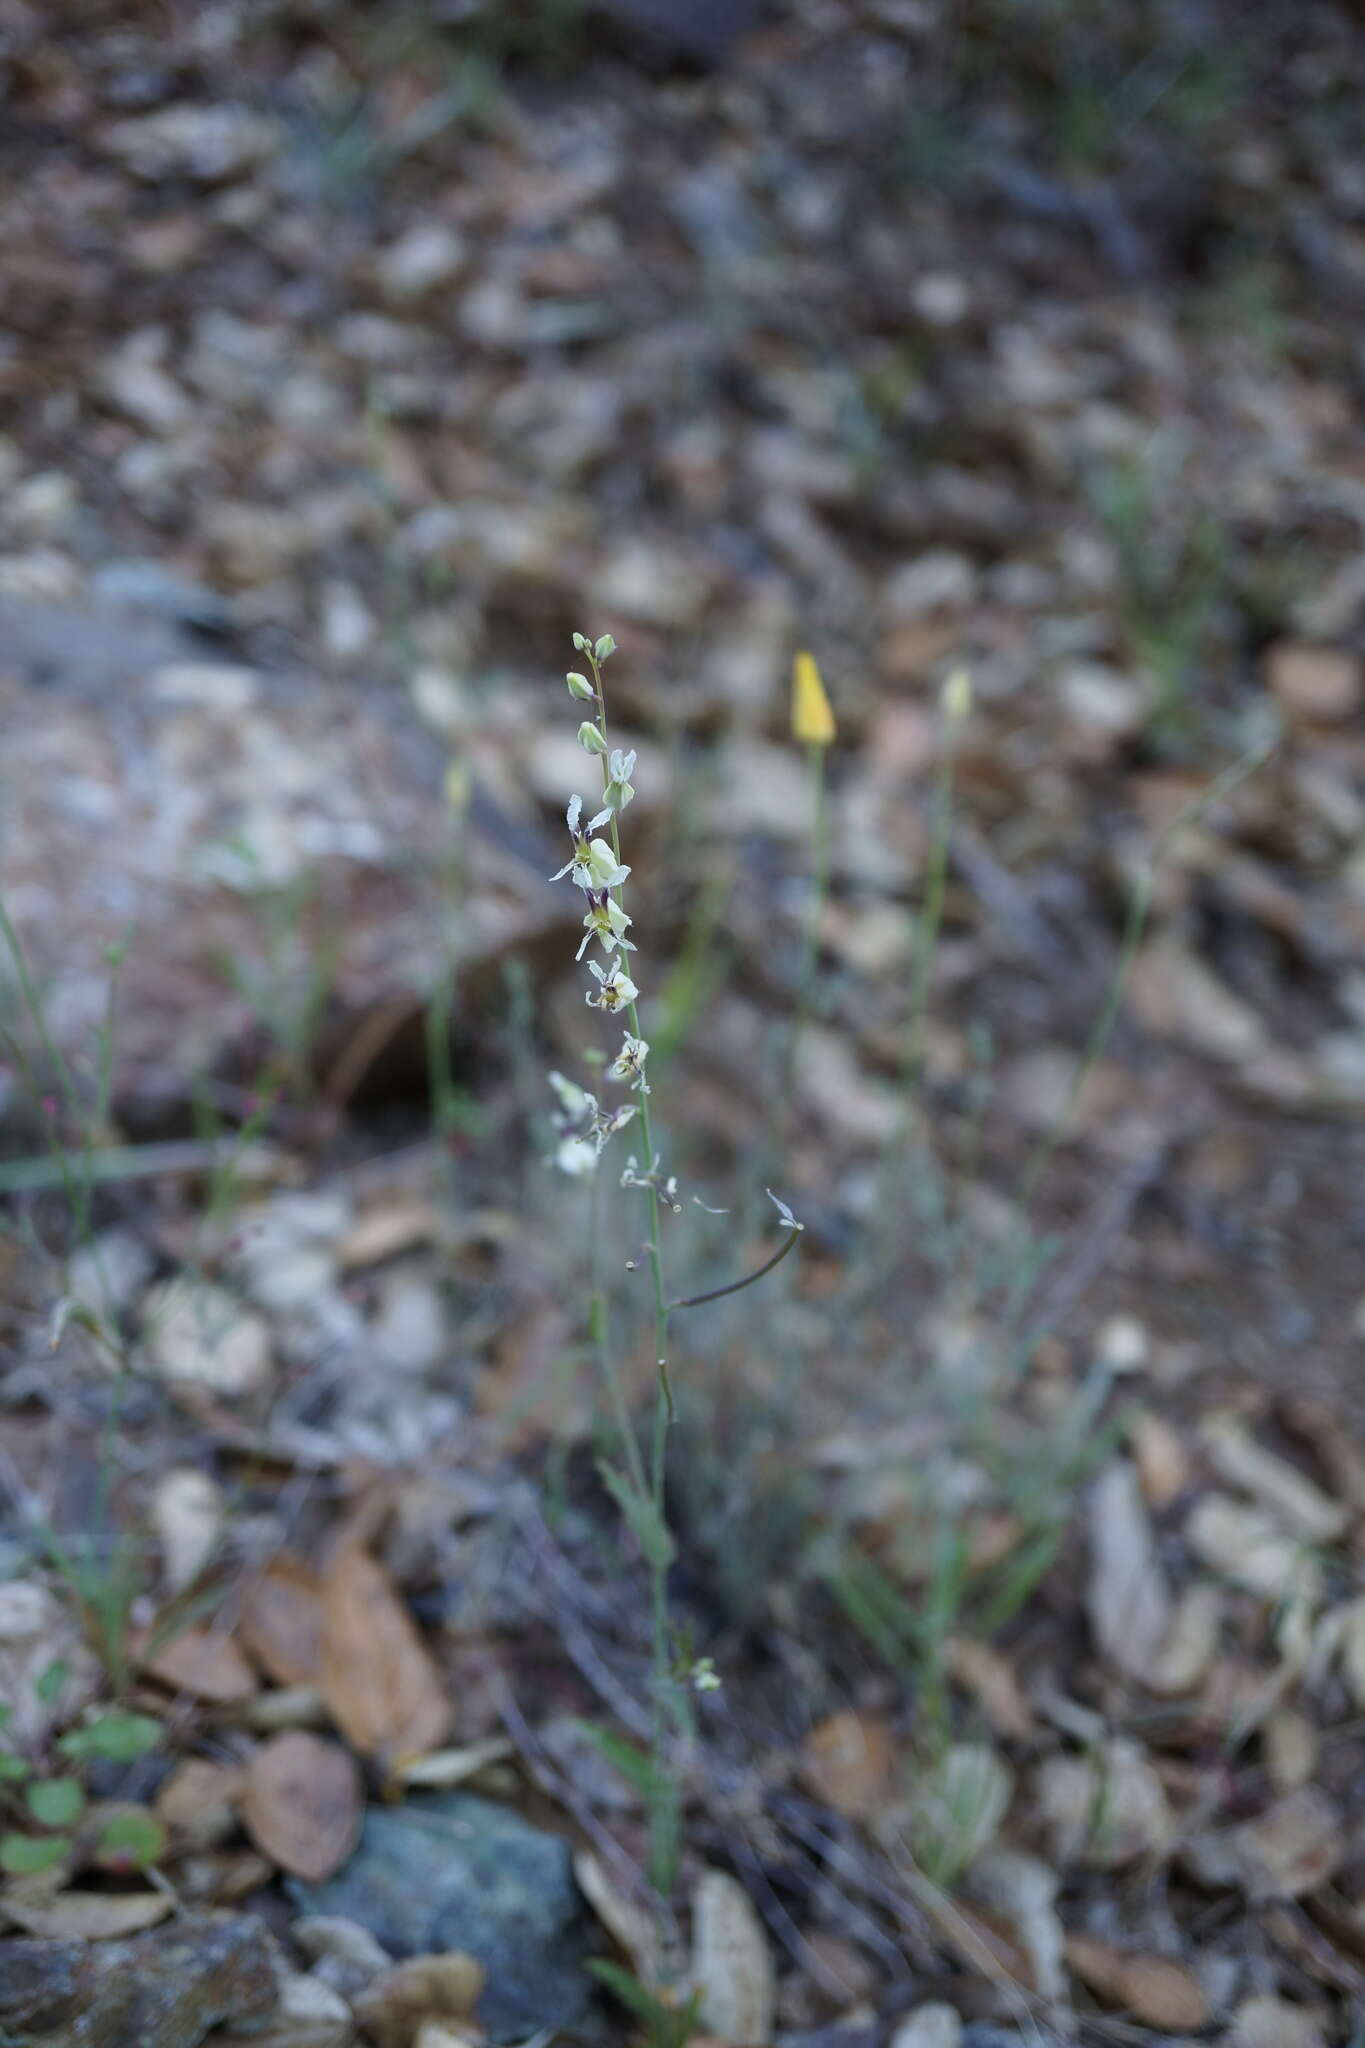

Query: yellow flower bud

[791,650,836,746]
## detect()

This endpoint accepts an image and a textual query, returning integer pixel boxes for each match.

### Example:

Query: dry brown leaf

[241,1730,362,1883]
[1187,1786,1344,1900]
[0,1889,172,1939]
[944,1638,1034,1741]
[1264,1708,1318,1793]
[799,1710,895,1820]
[692,1868,775,2046]
[1280,1397,1365,1518]
[1087,1459,1172,1682]
[1034,1739,1172,1869]
[354,1954,484,2048]
[1129,1410,1190,1509]
[339,1202,440,1271]
[1185,1494,1323,1607]
[155,1758,246,1848]
[574,1848,661,1987]
[1201,1415,1347,1545]
[1148,1580,1224,1695]
[1064,1932,1209,2029]
[142,1624,258,1703]
[321,1547,453,1767]
[238,1556,327,1687]
[967,1849,1064,2002]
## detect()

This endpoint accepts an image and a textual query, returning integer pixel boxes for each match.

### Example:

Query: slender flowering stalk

[546,631,806,1898]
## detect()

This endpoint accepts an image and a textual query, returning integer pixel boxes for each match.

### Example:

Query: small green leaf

[1,1832,70,1876]
[598,1462,675,1572]
[59,1713,162,1764]
[0,1754,30,1782]
[27,1778,86,1827]
[0,1702,12,1730]
[570,1719,655,1798]
[93,1807,167,1873]
[35,1659,70,1706]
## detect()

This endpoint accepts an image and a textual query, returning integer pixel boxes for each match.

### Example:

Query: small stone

[1266,641,1363,724]
[910,273,970,327]
[379,224,469,304]
[293,1916,393,1980]
[370,1269,447,1377]
[0,1914,275,2047]
[881,549,977,620]
[150,662,261,714]
[293,1794,595,2042]
[152,1467,226,1593]
[889,2003,963,2048]
[321,580,376,664]
[68,1226,154,1326]
[104,105,282,182]
[1227,1992,1328,2048]
[141,1279,273,1397]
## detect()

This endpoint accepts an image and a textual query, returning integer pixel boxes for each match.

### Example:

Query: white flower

[577,893,634,960]
[586,962,639,1012]
[584,837,630,890]
[591,1102,637,1152]
[555,1135,598,1178]
[602,748,636,812]
[551,796,616,888]
[608,1033,649,1090]
[548,1069,595,1121]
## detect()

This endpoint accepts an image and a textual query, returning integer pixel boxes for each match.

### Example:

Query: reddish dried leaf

[238,1555,326,1687]
[321,1547,453,1767]
[241,1730,361,1883]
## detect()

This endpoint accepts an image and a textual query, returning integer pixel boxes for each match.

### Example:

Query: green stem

[783,741,829,1103]
[903,719,958,1106]
[587,649,678,1895]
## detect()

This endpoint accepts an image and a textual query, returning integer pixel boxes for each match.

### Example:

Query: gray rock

[0,1914,276,2048]
[292,1793,596,2041]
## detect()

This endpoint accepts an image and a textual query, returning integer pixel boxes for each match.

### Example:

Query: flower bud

[792,650,836,746]
[577,721,608,755]
[566,671,596,701]
[594,633,617,663]
[572,632,590,653]
[941,667,972,724]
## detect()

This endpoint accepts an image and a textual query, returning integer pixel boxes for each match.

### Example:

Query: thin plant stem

[782,740,829,1105]
[671,1218,803,1310]
[584,645,679,1894]
[903,715,959,1107]
[589,1161,647,1500]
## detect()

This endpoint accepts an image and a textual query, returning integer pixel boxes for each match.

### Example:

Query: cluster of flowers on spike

[549,633,651,1178]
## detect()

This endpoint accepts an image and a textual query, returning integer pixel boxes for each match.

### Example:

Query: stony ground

[2,2,1365,2044]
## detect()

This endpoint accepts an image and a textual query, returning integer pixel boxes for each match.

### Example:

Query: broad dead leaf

[239,1555,327,1687]
[1201,1415,1347,1545]
[1264,1708,1318,1793]
[1148,1580,1223,1695]
[1185,1494,1323,1607]
[321,1547,453,1766]
[1186,1786,1344,1900]
[152,1468,225,1594]
[1035,1738,1172,1869]
[0,1889,172,1939]
[968,1849,1065,2003]
[1064,1932,1209,2029]
[799,1710,895,1820]
[241,1730,362,1882]
[574,1848,661,1987]
[692,1868,775,2046]
[142,1623,258,1703]
[1087,1459,1172,1682]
